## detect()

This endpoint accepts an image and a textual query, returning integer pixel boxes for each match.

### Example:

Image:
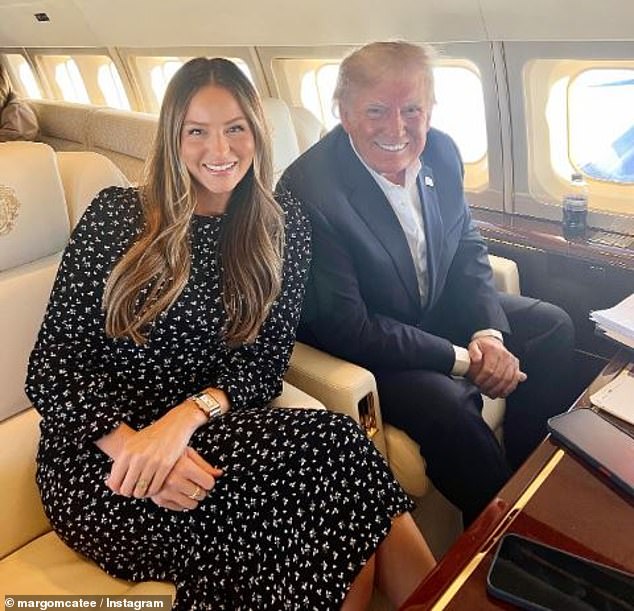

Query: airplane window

[146,57,254,110]
[568,69,634,184]
[150,61,184,108]
[2,54,42,99]
[300,64,338,129]
[97,63,130,111]
[55,59,90,104]
[432,67,487,164]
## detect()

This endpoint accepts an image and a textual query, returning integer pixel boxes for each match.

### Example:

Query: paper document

[589,363,634,426]
[600,328,634,351]
[590,293,634,348]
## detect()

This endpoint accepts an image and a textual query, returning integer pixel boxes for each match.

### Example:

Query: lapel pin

[424,175,434,188]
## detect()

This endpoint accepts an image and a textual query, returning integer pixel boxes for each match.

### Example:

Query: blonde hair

[334,41,437,112]
[104,57,284,346]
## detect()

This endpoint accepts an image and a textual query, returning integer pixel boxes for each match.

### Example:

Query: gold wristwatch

[190,390,222,420]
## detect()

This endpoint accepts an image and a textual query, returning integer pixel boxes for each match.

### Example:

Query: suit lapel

[336,130,421,309]
[417,163,444,307]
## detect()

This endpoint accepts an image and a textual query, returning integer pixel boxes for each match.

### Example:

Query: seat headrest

[289,106,326,153]
[0,142,70,271]
[261,98,301,182]
[56,151,130,228]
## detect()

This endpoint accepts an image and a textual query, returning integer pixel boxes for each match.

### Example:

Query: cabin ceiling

[1,0,633,48]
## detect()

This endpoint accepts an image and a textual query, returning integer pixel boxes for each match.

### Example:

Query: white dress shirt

[349,136,503,375]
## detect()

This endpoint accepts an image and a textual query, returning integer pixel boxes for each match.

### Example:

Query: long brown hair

[104,57,284,346]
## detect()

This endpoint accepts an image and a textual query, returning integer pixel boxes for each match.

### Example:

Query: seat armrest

[488,254,520,295]
[271,381,325,410]
[286,342,387,456]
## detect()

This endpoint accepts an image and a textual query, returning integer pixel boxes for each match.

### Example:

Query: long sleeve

[297,201,456,373]
[213,192,311,409]
[278,125,508,375]
[26,187,141,446]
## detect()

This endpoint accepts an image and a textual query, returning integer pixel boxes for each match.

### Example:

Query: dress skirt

[37,407,413,610]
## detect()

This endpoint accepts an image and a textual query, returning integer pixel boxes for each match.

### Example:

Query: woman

[27,57,435,610]
[0,63,39,141]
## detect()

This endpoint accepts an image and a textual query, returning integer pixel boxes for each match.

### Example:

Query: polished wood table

[401,351,634,610]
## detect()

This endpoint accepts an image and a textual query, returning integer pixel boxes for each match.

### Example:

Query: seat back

[87,108,157,184]
[0,142,129,559]
[30,100,90,152]
[0,142,71,557]
[289,106,326,153]
[32,100,156,184]
[56,151,129,227]
[261,97,301,183]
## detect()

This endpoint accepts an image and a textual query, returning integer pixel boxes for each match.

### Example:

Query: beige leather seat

[0,141,172,598]
[288,105,326,153]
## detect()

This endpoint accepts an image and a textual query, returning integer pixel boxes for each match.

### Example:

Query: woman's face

[180,84,255,216]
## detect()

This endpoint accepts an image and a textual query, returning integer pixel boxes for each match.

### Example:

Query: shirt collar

[348,134,422,191]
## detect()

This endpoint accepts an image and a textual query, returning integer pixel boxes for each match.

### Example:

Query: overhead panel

[480,0,634,42]
[0,0,101,47]
[1,0,488,48]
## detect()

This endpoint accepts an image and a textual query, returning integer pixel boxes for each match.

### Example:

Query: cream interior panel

[3,0,634,48]
[1,0,486,47]
[480,0,634,41]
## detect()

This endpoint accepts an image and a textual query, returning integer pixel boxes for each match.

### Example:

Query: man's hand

[466,335,527,399]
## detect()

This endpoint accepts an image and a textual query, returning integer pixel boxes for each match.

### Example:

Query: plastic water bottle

[562,173,588,240]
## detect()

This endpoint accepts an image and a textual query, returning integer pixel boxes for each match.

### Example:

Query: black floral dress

[27,186,413,610]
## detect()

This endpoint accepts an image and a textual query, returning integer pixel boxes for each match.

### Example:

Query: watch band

[190,391,222,420]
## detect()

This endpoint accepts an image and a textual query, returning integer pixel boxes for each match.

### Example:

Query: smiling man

[278,41,574,525]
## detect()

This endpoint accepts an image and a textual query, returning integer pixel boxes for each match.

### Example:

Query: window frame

[118,46,268,113]
[23,47,135,109]
[0,50,43,99]
[505,41,634,235]
[263,42,502,211]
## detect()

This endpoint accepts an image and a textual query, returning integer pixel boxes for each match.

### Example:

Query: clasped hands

[466,335,527,399]
[99,402,223,512]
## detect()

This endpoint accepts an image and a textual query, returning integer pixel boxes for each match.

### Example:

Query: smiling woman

[180,85,256,216]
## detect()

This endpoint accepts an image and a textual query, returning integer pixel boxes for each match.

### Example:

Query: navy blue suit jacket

[278,125,509,374]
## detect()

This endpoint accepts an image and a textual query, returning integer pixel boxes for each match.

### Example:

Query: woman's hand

[150,447,224,511]
[103,401,208,497]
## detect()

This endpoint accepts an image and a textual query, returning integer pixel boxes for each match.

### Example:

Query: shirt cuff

[451,345,471,376]
[471,328,504,343]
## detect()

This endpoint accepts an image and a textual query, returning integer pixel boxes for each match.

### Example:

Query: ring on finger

[135,478,149,494]
[187,485,203,501]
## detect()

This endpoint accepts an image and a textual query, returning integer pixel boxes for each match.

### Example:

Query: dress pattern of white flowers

[27,186,413,610]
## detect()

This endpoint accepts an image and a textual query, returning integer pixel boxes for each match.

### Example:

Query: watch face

[194,392,221,418]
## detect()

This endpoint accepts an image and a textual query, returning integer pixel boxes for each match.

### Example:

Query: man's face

[340,69,431,186]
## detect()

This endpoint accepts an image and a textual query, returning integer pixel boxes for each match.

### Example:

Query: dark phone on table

[487,533,634,610]
[547,408,634,497]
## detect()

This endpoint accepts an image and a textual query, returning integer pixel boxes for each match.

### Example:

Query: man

[278,41,575,525]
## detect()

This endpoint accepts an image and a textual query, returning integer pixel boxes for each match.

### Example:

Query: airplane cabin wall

[2,0,634,49]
